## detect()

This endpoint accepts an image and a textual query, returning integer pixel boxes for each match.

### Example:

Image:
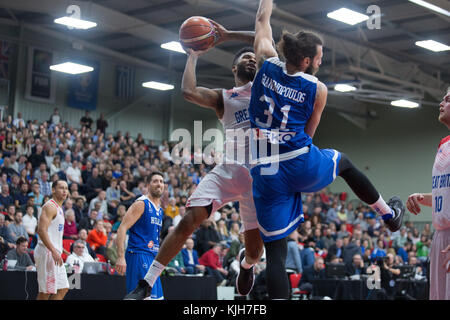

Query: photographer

[376,253,400,299]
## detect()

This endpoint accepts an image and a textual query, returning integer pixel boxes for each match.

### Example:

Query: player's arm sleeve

[254,0,278,69]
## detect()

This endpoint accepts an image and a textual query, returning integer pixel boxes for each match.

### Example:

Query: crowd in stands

[0,109,432,298]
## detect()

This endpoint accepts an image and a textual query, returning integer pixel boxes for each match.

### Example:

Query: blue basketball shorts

[125,250,164,299]
[250,144,341,242]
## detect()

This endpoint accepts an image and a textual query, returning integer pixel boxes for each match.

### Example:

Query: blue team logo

[58,224,64,232]
[230,92,239,98]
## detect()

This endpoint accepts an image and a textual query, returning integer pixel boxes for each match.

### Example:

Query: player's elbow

[181,88,196,102]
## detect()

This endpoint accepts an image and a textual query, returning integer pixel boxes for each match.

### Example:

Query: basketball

[179,16,216,51]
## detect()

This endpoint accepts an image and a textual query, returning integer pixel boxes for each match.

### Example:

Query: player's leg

[264,237,290,299]
[337,153,405,231]
[429,230,450,300]
[36,292,51,300]
[124,205,210,299]
[49,288,68,300]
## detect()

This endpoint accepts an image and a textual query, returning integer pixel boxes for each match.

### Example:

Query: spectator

[337,223,350,239]
[7,211,28,242]
[326,238,344,263]
[14,183,29,209]
[66,159,82,186]
[320,227,335,250]
[345,253,366,277]
[342,238,362,266]
[416,235,431,263]
[89,191,108,220]
[28,182,43,206]
[106,178,120,207]
[181,237,205,275]
[65,239,95,273]
[49,107,61,125]
[216,219,230,244]
[71,229,97,260]
[0,184,14,209]
[13,112,25,129]
[64,209,78,240]
[80,111,94,130]
[0,214,15,249]
[194,219,221,257]
[199,243,229,286]
[96,113,108,134]
[393,226,408,251]
[164,197,179,220]
[4,204,16,224]
[78,209,98,231]
[397,241,412,264]
[371,239,387,261]
[300,238,316,269]
[326,202,340,227]
[73,197,88,226]
[298,256,326,294]
[38,171,52,197]
[6,236,34,271]
[28,144,46,170]
[172,205,186,227]
[286,229,303,274]
[106,232,118,267]
[85,167,103,202]
[229,222,240,243]
[22,205,37,239]
[87,220,107,257]
[119,180,135,208]
[112,204,126,232]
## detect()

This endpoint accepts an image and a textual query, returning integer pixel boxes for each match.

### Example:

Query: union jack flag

[0,41,11,80]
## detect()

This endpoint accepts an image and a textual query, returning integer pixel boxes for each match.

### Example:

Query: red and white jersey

[220,81,252,167]
[431,136,450,230]
[37,199,65,253]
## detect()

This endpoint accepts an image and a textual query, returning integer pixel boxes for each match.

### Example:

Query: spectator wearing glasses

[65,240,95,273]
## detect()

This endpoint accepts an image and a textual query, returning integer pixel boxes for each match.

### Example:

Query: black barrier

[0,271,217,300]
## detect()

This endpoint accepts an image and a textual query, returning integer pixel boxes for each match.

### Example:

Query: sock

[369,196,394,220]
[144,260,165,287]
[241,257,254,270]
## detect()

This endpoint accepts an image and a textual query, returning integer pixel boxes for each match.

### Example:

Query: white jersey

[220,81,252,167]
[431,136,450,231]
[37,199,65,253]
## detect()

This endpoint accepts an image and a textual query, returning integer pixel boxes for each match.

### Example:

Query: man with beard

[123,21,264,300]
[116,172,165,300]
[247,0,405,299]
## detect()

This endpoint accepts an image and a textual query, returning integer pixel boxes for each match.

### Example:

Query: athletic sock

[144,260,165,287]
[369,196,395,221]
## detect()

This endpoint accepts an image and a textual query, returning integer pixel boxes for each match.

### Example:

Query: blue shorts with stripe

[250,144,341,242]
[125,250,164,299]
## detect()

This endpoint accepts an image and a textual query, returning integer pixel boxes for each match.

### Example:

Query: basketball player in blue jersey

[249,0,406,299]
[116,172,165,300]
[123,21,264,300]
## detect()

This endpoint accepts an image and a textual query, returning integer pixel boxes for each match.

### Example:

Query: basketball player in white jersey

[406,89,450,300]
[35,180,70,300]
[124,22,264,300]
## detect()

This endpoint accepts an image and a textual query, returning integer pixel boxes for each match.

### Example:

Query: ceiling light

[415,40,450,52]
[54,16,97,29]
[408,0,450,17]
[49,62,94,74]
[142,81,174,91]
[161,41,186,54]
[391,99,419,108]
[334,84,357,92]
[327,8,369,25]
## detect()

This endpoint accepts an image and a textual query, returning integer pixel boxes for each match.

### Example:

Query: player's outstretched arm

[254,0,278,68]
[181,50,224,118]
[406,193,432,215]
[209,19,255,46]
[116,201,145,275]
[305,81,327,138]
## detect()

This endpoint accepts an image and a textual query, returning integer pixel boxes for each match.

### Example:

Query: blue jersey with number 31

[249,57,318,158]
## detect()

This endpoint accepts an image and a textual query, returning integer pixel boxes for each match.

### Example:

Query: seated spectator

[106,178,121,208]
[0,184,14,209]
[229,222,241,243]
[393,226,408,251]
[85,167,103,202]
[64,209,78,240]
[106,232,118,267]
[320,227,335,250]
[181,237,205,275]
[71,229,97,260]
[342,237,362,266]
[164,197,179,220]
[216,219,231,244]
[78,209,98,231]
[326,238,344,263]
[7,211,28,242]
[416,235,431,263]
[38,171,52,197]
[6,236,35,271]
[298,256,326,294]
[22,205,37,247]
[370,239,387,261]
[194,219,221,257]
[87,220,107,257]
[119,180,135,208]
[286,229,303,274]
[73,197,88,227]
[14,183,29,209]
[65,239,95,273]
[89,191,108,220]
[397,241,412,264]
[300,237,316,269]
[28,182,44,207]
[345,253,366,277]
[0,214,15,250]
[112,204,126,232]
[337,223,350,239]
[199,243,229,286]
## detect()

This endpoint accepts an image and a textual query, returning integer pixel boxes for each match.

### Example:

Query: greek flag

[116,65,135,100]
